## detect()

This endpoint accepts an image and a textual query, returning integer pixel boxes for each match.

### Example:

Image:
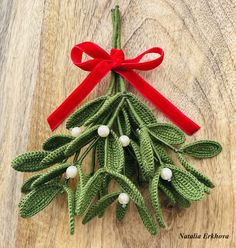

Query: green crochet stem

[108,6,126,95]
[11,5,222,236]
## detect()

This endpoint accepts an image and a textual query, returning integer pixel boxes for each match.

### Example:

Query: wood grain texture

[0,0,235,247]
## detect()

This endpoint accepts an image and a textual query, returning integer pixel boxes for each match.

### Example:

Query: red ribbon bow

[47,42,200,135]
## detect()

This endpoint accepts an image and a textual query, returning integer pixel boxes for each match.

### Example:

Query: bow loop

[71,42,111,71]
[119,47,164,71]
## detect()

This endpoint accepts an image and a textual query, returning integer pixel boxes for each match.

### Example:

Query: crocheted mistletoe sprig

[12,6,222,235]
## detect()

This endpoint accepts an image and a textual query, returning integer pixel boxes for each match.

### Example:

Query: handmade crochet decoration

[12,6,222,235]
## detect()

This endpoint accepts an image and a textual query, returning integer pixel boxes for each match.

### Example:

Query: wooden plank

[0,0,45,247]
[0,0,235,247]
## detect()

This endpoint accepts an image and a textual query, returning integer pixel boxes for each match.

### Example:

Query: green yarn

[124,151,137,178]
[76,168,106,216]
[65,125,99,156]
[75,163,89,208]
[63,185,75,235]
[139,128,155,179]
[40,144,68,166]
[97,175,111,217]
[148,123,185,145]
[84,93,122,126]
[153,143,173,164]
[104,131,124,173]
[149,168,166,228]
[66,96,107,129]
[160,180,192,208]
[136,205,157,235]
[43,135,74,151]
[167,164,205,201]
[82,192,120,224]
[96,138,105,167]
[12,151,50,172]
[126,93,157,125]
[116,202,127,221]
[177,153,214,188]
[180,140,222,158]
[21,175,41,193]
[130,140,142,165]
[173,190,192,208]
[31,163,68,188]
[19,183,62,218]
[117,108,131,135]
[105,168,145,207]
[158,181,176,205]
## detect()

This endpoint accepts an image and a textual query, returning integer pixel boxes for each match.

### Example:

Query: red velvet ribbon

[47,42,200,135]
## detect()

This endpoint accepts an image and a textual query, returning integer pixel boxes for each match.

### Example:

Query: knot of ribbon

[47,41,200,135]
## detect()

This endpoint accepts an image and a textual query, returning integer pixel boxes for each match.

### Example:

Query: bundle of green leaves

[11,6,222,235]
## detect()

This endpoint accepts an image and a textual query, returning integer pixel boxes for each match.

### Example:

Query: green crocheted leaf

[153,143,173,164]
[63,185,75,235]
[118,109,131,135]
[19,183,62,218]
[84,93,122,126]
[136,205,157,235]
[148,123,185,145]
[96,138,105,167]
[126,93,157,124]
[124,151,137,178]
[97,175,111,218]
[21,175,41,193]
[129,141,148,181]
[31,163,68,188]
[104,131,125,173]
[180,140,222,158]
[130,140,142,165]
[116,202,128,221]
[149,168,165,228]
[105,168,145,207]
[65,125,99,156]
[158,181,176,205]
[75,164,89,206]
[43,135,74,151]
[40,145,68,167]
[66,96,107,129]
[76,168,106,216]
[178,154,214,188]
[168,165,205,201]
[139,128,155,179]
[159,180,191,208]
[12,151,50,172]
[172,190,192,208]
[82,192,120,224]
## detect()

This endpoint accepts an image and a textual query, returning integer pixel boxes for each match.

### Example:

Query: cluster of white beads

[118,193,130,208]
[160,167,172,181]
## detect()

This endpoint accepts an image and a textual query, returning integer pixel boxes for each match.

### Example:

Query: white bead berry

[66,166,78,178]
[118,193,130,205]
[119,135,130,147]
[70,127,82,137]
[97,125,110,137]
[160,167,172,181]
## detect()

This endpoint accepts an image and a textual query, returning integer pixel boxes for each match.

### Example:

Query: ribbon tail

[116,70,200,135]
[47,61,112,131]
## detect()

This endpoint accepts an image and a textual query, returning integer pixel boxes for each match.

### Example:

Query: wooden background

[0,0,235,247]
